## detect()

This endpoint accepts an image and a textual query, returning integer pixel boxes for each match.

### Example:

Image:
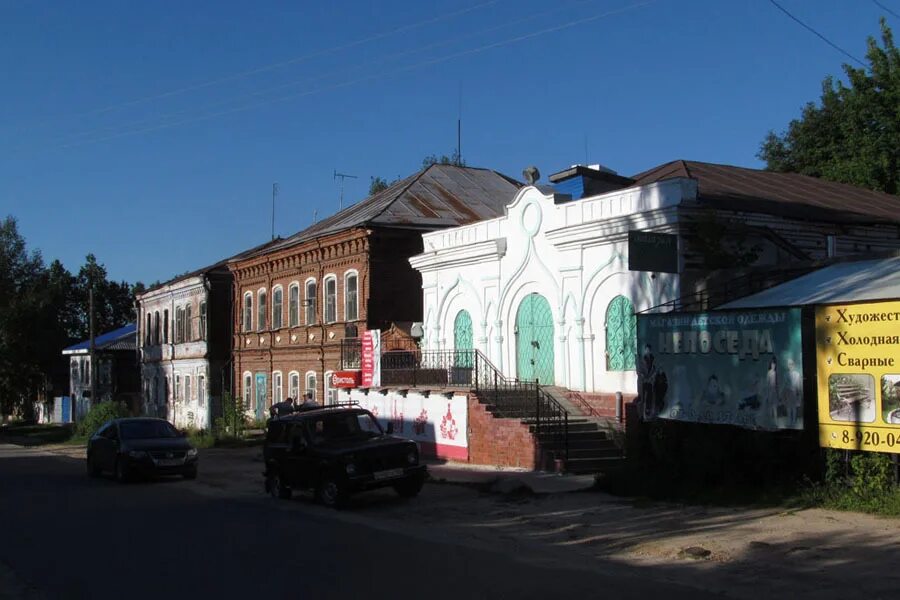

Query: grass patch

[801,483,900,516]
[0,424,75,446]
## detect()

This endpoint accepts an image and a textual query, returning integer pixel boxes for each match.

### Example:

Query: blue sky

[1,0,894,284]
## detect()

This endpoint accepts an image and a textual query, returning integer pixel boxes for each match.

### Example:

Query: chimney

[548,164,634,201]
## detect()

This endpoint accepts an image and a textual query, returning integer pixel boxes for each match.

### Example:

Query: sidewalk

[425,460,596,494]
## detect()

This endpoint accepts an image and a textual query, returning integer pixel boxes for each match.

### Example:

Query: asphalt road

[0,445,722,600]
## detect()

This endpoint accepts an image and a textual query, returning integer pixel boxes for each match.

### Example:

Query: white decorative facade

[410,178,688,396]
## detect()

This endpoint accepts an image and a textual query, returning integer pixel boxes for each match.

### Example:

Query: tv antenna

[333,170,357,210]
[271,182,279,240]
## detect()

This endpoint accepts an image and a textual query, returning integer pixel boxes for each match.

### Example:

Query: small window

[243,293,253,332]
[199,301,207,340]
[185,305,193,342]
[324,276,337,323]
[257,290,267,331]
[289,372,300,400]
[324,371,337,405]
[305,280,317,325]
[184,375,192,403]
[345,272,358,322]
[272,286,283,330]
[145,313,152,346]
[175,307,184,344]
[198,375,206,407]
[175,375,181,403]
[305,371,317,402]
[243,373,252,410]
[153,311,160,345]
[289,284,300,327]
[163,309,169,344]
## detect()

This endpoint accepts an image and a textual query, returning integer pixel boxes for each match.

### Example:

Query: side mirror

[386,422,394,435]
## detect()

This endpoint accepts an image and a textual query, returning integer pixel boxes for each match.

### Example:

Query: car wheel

[316,475,346,508]
[114,458,129,483]
[86,454,101,478]
[267,474,291,499]
[394,476,424,498]
[183,467,198,480]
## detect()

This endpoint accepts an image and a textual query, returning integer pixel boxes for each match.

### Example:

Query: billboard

[816,301,900,454]
[636,308,804,431]
[628,231,678,273]
[361,329,381,387]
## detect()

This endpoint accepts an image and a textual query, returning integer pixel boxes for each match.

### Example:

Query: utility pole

[271,183,279,240]
[333,170,357,210]
[88,270,96,418]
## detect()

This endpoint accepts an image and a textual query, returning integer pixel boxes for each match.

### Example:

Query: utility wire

[50,0,603,147]
[872,0,900,20]
[56,1,656,149]
[767,0,865,66]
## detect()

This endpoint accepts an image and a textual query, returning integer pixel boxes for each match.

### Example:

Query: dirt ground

[34,443,900,600]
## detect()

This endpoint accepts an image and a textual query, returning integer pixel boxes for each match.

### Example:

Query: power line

[872,0,900,20]
[767,0,865,66]
[60,0,505,119]
[51,0,600,147]
[57,1,656,149]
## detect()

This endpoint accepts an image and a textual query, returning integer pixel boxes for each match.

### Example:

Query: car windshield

[309,412,383,444]
[119,420,179,440]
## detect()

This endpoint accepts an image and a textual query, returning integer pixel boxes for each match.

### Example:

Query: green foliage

[213,392,245,440]
[803,449,900,516]
[759,19,900,195]
[691,214,762,270]
[368,176,391,195]
[422,150,465,168]
[186,428,215,449]
[75,401,129,439]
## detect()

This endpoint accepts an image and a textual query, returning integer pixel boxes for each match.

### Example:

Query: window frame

[288,282,300,328]
[184,375,192,404]
[243,372,253,410]
[272,371,283,404]
[324,370,337,405]
[257,288,267,332]
[272,285,284,330]
[163,309,169,344]
[323,274,337,324]
[344,270,359,322]
[605,295,637,372]
[288,371,300,400]
[185,304,193,342]
[305,371,317,402]
[243,292,253,332]
[305,278,317,325]
[198,375,206,407]
[153,311,160,345]
[199,301,207,340]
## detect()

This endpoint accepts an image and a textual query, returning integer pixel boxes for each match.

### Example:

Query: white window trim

[243,292,253,332]
[305,370,317,401]
[344,270,359,322]
[304,277,317,325]
[323,273,337,324]
[184,374,192,404]
[324,370,336,406]
[272,370,283,404]
[271,285,284,330]
[198,375,206,407]
[257,287,268,332]
[288,281,301,327]
[243,371,253,410]
[288,370,300,400]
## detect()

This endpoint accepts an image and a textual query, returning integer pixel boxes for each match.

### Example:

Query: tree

[369,176,390,195]
[421,150,465,169]
[759,19,900,195]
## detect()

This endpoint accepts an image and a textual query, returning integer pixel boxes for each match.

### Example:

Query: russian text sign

[816,301,900,454]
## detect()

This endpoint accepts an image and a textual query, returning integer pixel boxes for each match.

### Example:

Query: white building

[410,161,900,402]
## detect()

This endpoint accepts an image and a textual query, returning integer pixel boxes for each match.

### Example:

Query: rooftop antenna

[271,182,279,240]
[333,170,357,210]
[457,81,462,164]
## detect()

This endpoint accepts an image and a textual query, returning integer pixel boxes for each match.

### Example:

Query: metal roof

[719,256,900,309]
[631,160,900,224]
[243,164,520,259]
[62,323,137,355]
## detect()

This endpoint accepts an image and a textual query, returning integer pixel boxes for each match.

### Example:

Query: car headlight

[127,450,148,459]
[407,451,417,465]
[186,448,198,458]
[345,463,356,475]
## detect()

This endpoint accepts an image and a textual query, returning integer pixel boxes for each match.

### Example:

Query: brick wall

[569,391,637,424]
[466,394,538,469]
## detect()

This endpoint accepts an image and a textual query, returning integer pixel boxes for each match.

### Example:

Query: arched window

[257,289,267,332]
[145,313,152,346]
[272,371,283,404]
[163,309,169,344]
[605,295,637,371]
[324,276,337,323]
[185,304,193,342]
[289,371,300,400]
[345,272,358,322]
[153,311,160,345]
[305,371,317,402]
[305,279,317,325]
[288,283,300,327]
[243,373,253,410]
[243,293,253,332]
[324,371,337,405]
[199,301,207,340]
[272,286,283,330]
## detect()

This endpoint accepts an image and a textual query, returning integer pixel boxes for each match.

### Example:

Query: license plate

[373,468,403,481]
[156,458,182,467]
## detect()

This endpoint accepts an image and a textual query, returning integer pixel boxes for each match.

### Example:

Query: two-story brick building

[229,164,519,419]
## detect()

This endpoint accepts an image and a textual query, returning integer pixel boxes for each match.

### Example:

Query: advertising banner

[361,329,381,388]
[348,389,468,460]
[331,371,361,389]
[636,308,804,431]
[816,301,900,454]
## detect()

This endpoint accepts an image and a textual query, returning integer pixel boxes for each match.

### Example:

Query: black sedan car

[86,418,198,482]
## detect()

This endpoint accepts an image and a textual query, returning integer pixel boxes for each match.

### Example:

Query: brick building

[229,164,519,419]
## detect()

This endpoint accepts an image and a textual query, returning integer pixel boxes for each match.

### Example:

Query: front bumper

[124,455,198,477]
[345,464,426,492]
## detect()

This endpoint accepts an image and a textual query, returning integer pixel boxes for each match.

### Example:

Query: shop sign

[361,329,381,388]
[816,301,900,454]
[636,308,804,431]
[331,371,361,389]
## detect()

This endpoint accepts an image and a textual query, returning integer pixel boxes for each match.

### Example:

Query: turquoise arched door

[606,295,637,371]
[515,293,555,385]
[453,310,473,367]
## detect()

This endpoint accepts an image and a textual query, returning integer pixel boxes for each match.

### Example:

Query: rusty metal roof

[249,164,520,257]
[631,160,900,223]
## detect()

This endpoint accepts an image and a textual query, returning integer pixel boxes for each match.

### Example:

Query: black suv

[263,406,426,507]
